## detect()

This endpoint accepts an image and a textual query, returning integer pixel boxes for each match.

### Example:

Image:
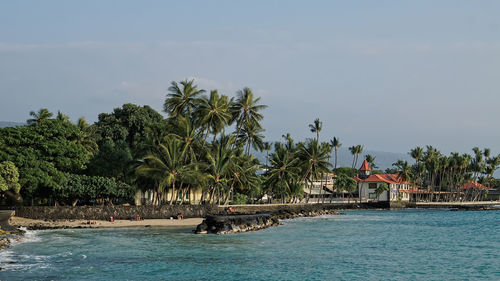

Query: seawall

[224,202,389,215]
[14,205,218,220]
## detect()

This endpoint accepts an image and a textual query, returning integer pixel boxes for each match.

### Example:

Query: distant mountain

[0,121,25,128]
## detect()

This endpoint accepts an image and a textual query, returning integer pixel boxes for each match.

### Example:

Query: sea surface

[1,209,499,280]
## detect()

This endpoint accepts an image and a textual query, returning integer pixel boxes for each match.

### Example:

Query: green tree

[231,87,267,149]
[264,142,300,203]
[164,79,205,117]
[27,108,53,125]
[374,183,389,201]
[364,154,377,169]
[0,116,90,203]
[330,137,342,169]
[349,145,363,169]
[336,174,357,203]
[309,118,322,142]
[195,90,231,143]
[136,137,186,205]
[298,139,331,203]
[0,161,22,203]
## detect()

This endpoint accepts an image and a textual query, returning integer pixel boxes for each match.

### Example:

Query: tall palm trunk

[334,148,338,169]
[169,179,176,205]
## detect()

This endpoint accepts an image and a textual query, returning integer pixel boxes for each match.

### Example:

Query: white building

[356,160,411,202]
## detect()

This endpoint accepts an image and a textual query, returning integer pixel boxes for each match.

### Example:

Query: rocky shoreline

[0,228,25,250]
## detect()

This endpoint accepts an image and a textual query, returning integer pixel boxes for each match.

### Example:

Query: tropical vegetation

[1,79,499,206]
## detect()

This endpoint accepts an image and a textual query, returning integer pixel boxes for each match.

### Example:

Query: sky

[1,0,499,154]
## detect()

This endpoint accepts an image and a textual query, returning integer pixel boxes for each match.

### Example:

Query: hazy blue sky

[1,0,499,154]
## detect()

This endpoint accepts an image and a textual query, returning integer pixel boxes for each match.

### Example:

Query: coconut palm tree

[27,108,53,125]
[225,152,260,205]
[309,118,322,142]
[349,145,363,169]
[205,134,236,204]
[263,141,272,168]
[330,137,342,169]
[195,90,232,143]
[136,137,186,205]
[394,160,412,183]
[231,87,267,148]
[238,122,265,155]
[167,116,203,163]
[298,139,331,203]
[74,117,98,157]
[364,154,377,170]
[375,183,389,202]
[264,142,300,203]
[410,147,424,164]
[163,79,205,117]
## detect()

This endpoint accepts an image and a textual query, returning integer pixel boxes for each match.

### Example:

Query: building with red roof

[459,181,488,189]
[355,162,412,202]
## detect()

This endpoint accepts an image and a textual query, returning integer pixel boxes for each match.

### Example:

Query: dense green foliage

[57,174,134,205]
[0,161,21,195]
[391,146,500,201]
[0,118,90,201]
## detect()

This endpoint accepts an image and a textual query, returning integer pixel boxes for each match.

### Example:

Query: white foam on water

[0,250,52,272]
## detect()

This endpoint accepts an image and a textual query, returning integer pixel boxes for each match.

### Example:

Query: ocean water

[1,209,499,281]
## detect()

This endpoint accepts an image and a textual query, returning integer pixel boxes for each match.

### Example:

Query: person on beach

[177,213,184,220]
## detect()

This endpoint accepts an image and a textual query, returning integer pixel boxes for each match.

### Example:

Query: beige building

[356,160,411,202]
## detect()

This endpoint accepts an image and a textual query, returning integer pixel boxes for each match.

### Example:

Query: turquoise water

[1,210,499,280]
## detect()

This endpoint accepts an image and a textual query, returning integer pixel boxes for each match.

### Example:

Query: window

[369,183,377,189]
[369,193,377,199]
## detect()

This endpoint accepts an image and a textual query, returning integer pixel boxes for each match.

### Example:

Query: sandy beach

[9,216,203,230]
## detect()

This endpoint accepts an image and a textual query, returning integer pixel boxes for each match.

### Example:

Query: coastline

[8,216,203,230]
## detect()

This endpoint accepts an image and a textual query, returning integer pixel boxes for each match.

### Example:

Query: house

[303,173,337,200]
[458,181,490,201]
[356,160,411,202]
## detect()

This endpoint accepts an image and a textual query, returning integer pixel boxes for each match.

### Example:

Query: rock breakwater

[194,214,280,234]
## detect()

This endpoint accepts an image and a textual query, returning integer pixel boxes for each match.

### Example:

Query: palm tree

[264,142,300,203]
[308,118,322,142]
[375,183,389,201]
[238,122,265,155]
[195,90,231,143]
[410,147,424,164]
[205,134,236,204]
[27,108,53,125]
[136,137,186,205]
[349,145,363,169]
[163,79,205,117]
[298,139,331,203]
[74,117,98,157]
[263,142,272,168]
[364,154,377,170]
[330,137,342,169]
[394,160,412,183]
[167,116,203,163]
[231,87,267,148]
[225,152,260,205]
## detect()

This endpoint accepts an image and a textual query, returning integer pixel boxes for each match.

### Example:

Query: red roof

[359,160,371,171]
[459,181,488,189]
[360,174,409,184]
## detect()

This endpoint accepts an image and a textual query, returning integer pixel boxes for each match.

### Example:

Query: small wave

[82,254,87,259]
[19,229,43,244]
